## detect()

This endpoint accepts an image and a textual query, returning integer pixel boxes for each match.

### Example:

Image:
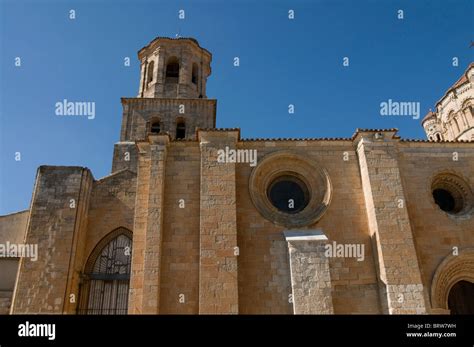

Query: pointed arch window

[78,228,132,315]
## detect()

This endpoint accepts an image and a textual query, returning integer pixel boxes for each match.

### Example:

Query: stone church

[0,37,473,315]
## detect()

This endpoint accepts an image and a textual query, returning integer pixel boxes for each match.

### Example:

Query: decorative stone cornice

[284,230,329,242]
[137,36,212,61]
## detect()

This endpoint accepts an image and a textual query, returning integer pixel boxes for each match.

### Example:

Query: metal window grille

[78,233,132,315]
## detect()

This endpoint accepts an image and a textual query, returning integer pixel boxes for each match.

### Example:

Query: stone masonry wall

[285,231,334,314]
[128,136,169,314]
[0,210,29,314]
[85,170,136,266]
[198,131,239,314]
[160,142,201,313]
[120,98,216,142]
[397,142,474,312]
[236,140,380,314]
[11,166,92,314]
[356,132,426,314]
[5,133,473,315]
[112,142,139,173]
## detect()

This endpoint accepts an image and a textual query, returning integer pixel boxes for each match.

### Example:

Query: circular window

[249,151,332,227]
[433,188,459,213]
[267,175,310,213]
[431,173,473,217]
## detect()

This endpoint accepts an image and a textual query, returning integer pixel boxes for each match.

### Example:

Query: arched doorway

[430,248,474,314]
[448,280,474,314]
[78,228,132,314]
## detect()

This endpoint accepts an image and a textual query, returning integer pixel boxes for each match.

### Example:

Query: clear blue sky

[0,0,472,215]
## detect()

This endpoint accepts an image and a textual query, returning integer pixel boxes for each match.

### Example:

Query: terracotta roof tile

[351,128,399,140]
[451,62,473,89]
[241,137,351,141]
[399,138,472,143]
[197,128,240,132]
[436,62,473,105]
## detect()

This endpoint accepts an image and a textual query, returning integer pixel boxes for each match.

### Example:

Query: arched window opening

[192,63,199,85]
[150,121,161,134]
[453,117,461,133]
[461,100,473,120]
[267,175,310,214]
[431,173,472,216]
[436,133,442,141]
[429,136,433,141]
[79,229,132,315]
[176,120,186,139]
[433,188,456,212]
[147,61,154,84]
[448,280,474,314]
[166,57,180,79]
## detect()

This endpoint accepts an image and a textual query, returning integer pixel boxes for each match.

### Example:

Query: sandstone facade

[422,63,474,142]
[1,37,473,315]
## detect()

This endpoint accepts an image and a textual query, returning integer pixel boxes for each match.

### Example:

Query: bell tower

[112,37,217,173]
[138,37,212,99]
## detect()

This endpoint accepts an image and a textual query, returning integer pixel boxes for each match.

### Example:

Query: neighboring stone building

[0,37,473,315]
[422,63,474,142]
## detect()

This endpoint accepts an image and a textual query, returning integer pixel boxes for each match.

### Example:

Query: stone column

[284,230,334,314]
[198,130,239,314]
[128,134,169,314]
[355,130,426,314]
[11,166,92,314]
[155,51,165,96]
